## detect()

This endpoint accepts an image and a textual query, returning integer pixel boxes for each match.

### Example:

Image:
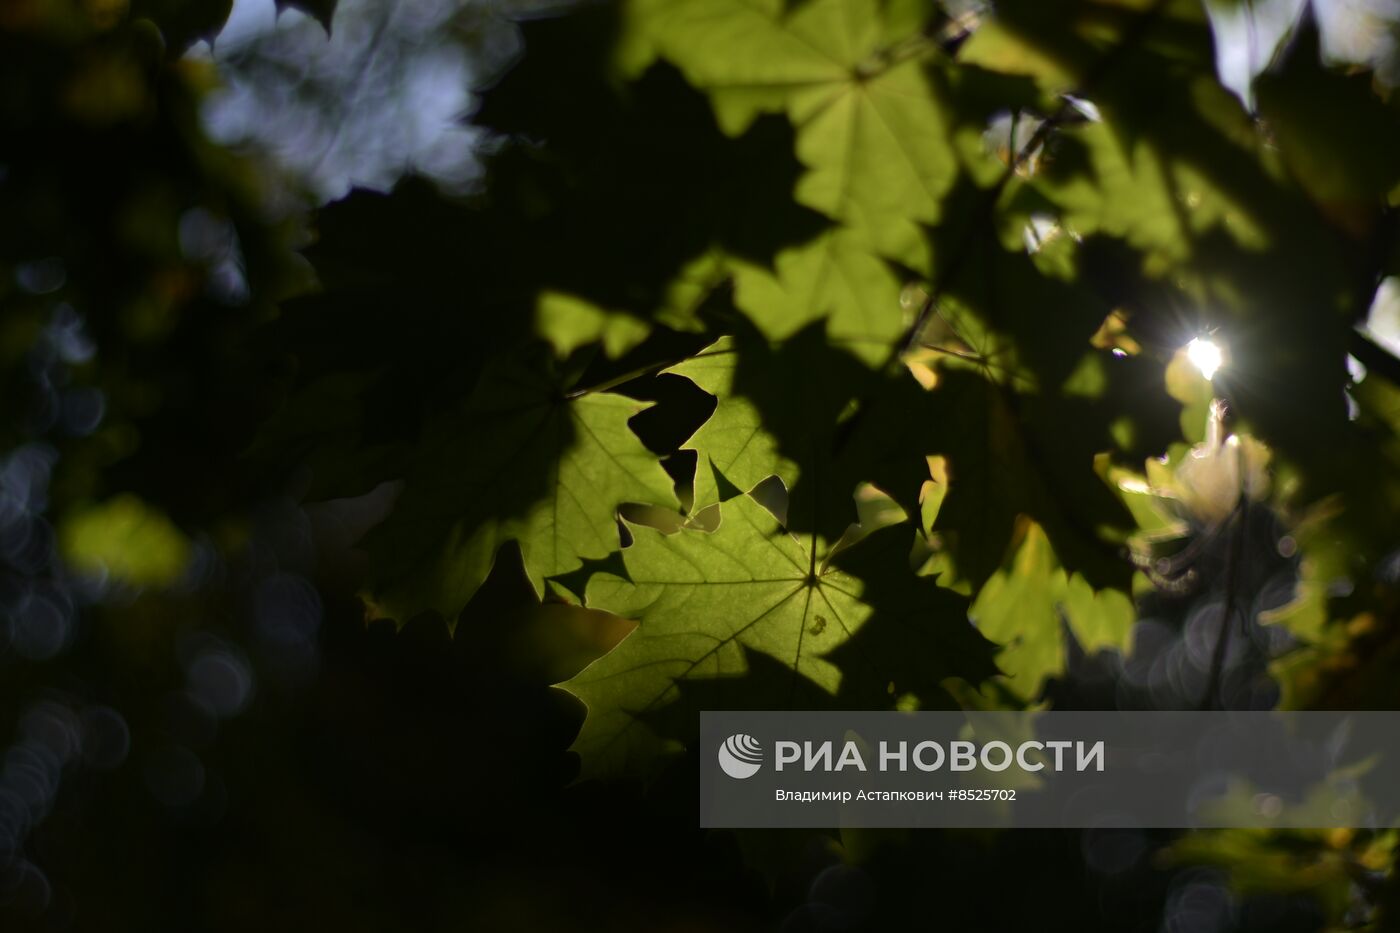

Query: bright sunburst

[1186,337,1224,381]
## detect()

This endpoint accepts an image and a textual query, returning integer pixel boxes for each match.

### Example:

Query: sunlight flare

[1186,337,1224,381]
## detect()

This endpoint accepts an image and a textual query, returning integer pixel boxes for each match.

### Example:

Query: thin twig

[1200,497,1248,711]
[891,0,1172,368]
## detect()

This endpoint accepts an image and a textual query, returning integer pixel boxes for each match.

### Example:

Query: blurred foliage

[59,494,191,588]
[4,0,1400,930]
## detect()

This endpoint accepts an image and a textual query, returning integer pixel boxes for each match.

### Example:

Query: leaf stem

[1200,497,1248,711]
[563,354,692,399]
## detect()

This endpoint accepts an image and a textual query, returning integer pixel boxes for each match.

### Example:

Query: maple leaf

[362,357,678,626]
[563,494,996,777]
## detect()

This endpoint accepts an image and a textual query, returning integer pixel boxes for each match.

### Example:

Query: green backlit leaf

[535,291,653,359]
[729,227,909,362]
[969,519,1134,701]
[562,494,996,777]
[668,326,947,543]
[627,0,957,276]
[361,357,679,626]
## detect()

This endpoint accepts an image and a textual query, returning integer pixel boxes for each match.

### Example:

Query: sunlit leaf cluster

[172,0,1397,810]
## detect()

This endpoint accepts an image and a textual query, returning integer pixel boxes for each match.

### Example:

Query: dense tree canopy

[3,0,1400,929]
